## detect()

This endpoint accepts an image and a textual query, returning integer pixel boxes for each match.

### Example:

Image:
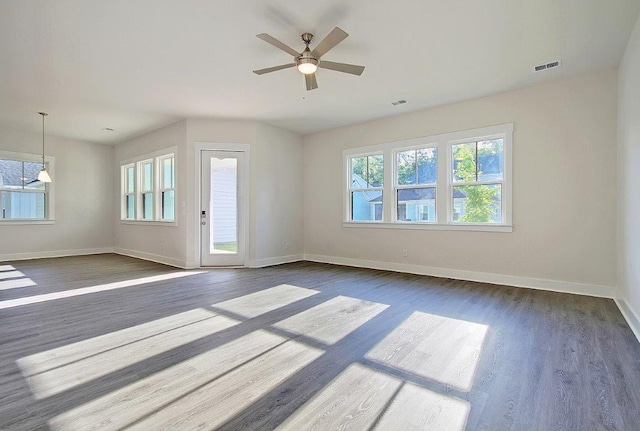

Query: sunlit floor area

[1,254,639,430]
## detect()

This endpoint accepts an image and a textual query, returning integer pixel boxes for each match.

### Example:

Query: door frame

[194,142,250,267]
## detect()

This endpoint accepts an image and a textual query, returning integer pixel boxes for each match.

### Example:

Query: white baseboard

[248,254,304,268]
[303,254,615,299]
[615,295,640,343]
[0,247,115,263]
[114,248,187,269]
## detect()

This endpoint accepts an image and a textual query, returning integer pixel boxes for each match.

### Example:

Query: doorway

[200,150,246,266]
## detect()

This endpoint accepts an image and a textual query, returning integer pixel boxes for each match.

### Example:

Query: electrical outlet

[285,243,290,251]
[402,249,408,257]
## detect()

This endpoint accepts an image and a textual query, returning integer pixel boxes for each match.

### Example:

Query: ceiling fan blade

[253,63,296,75]
[305,73,318,91]
[311,27,348,58]
[256,33,300,57]
[318,60,365,76]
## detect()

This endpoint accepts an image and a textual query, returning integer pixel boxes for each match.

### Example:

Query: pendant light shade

[38,112,51,183]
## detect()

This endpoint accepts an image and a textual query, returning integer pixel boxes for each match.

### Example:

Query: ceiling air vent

[533,60,561,72]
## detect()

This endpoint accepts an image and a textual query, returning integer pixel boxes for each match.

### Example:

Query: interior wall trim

[114,248,187,269]
[303,254,615,299]
[615,295,640,343]
[0,247,114,263]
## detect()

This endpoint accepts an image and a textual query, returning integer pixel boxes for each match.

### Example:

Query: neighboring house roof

[0,159,41,188]
[369,187,465,203]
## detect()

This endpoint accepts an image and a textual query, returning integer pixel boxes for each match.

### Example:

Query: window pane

[397,188,435,222]
[162,157,174,189]
[0,191,45,219]
[142,162,153,192]
[452,184,502,223]
[452,143,476,182]
[416,148,437,184]
[351,157,367,187]
[368,155,384,187]
[0,159,25,188]
[477,139,504,181]
[162,190,175,220]
[126,167,135,193]
[396,150,416,185]
[142,192,153,219]
[351,190,382,221]
[126,194,135,219]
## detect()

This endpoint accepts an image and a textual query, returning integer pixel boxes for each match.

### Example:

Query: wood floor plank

[127,340,323,430]
[49,330,287,431]
[366,311,488,391]
[272,295,389,345]
[0,270,24,280]
[20,310,239,399]
[212,284,319,318]
[373,381,470,431]
[276,363,402,431]
[0,277,37,290]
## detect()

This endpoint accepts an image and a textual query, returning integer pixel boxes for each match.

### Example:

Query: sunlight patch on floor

[48,330,289,431]
[276,363,402,430]
[0,270,25,280]
[373,381,470,430]
[273,295,389,345]
[365,311,488,392]
[212,284,319,318]
[18,308,239,399]
[0,264,16,271]
[0,277,37,290]
[0,271,205,309]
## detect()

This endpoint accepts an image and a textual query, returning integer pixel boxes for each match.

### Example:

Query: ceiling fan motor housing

[296,37,319,74]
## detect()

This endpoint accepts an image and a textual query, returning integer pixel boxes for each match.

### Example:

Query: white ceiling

[1,0,639,145]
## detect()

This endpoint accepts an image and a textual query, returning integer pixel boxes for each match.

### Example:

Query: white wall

[0,130,114,260]
[113,120,187,267]
[304,69,618,296]
[618,14,640,337]
[254,123,304,264]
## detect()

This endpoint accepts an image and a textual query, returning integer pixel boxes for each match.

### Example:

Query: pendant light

[37,112,51,183]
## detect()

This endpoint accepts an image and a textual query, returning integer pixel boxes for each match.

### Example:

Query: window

[0,153,54,221]
[395,147,437,222]
[120,151,175,222]
[159,155,175,221]
[140,160,154,220]
[451,139,504,224]
[348,153,384,221]
[123,164,135,219]
[343,124,512,231]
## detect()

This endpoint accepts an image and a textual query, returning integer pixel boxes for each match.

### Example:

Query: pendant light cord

[39,112,47,168]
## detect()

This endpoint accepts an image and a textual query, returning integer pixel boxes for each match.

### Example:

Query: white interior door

[200,150,245,266]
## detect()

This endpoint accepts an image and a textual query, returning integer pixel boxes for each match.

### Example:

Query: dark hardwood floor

[1,254,639,430]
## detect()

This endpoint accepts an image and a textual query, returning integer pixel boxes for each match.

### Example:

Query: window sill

[343,221,513,232]
[120,220,177,227]
[0,220,55,225]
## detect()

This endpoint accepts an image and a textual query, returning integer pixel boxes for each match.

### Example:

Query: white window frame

[0,150,55,224]
[343,123,513,232]
[120,148,176,225]
[345,151,385,223]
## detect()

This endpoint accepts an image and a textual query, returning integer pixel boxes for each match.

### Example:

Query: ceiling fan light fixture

[297,60,318,75]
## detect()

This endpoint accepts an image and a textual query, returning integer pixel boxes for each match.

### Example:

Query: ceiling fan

[253,27,365,91]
